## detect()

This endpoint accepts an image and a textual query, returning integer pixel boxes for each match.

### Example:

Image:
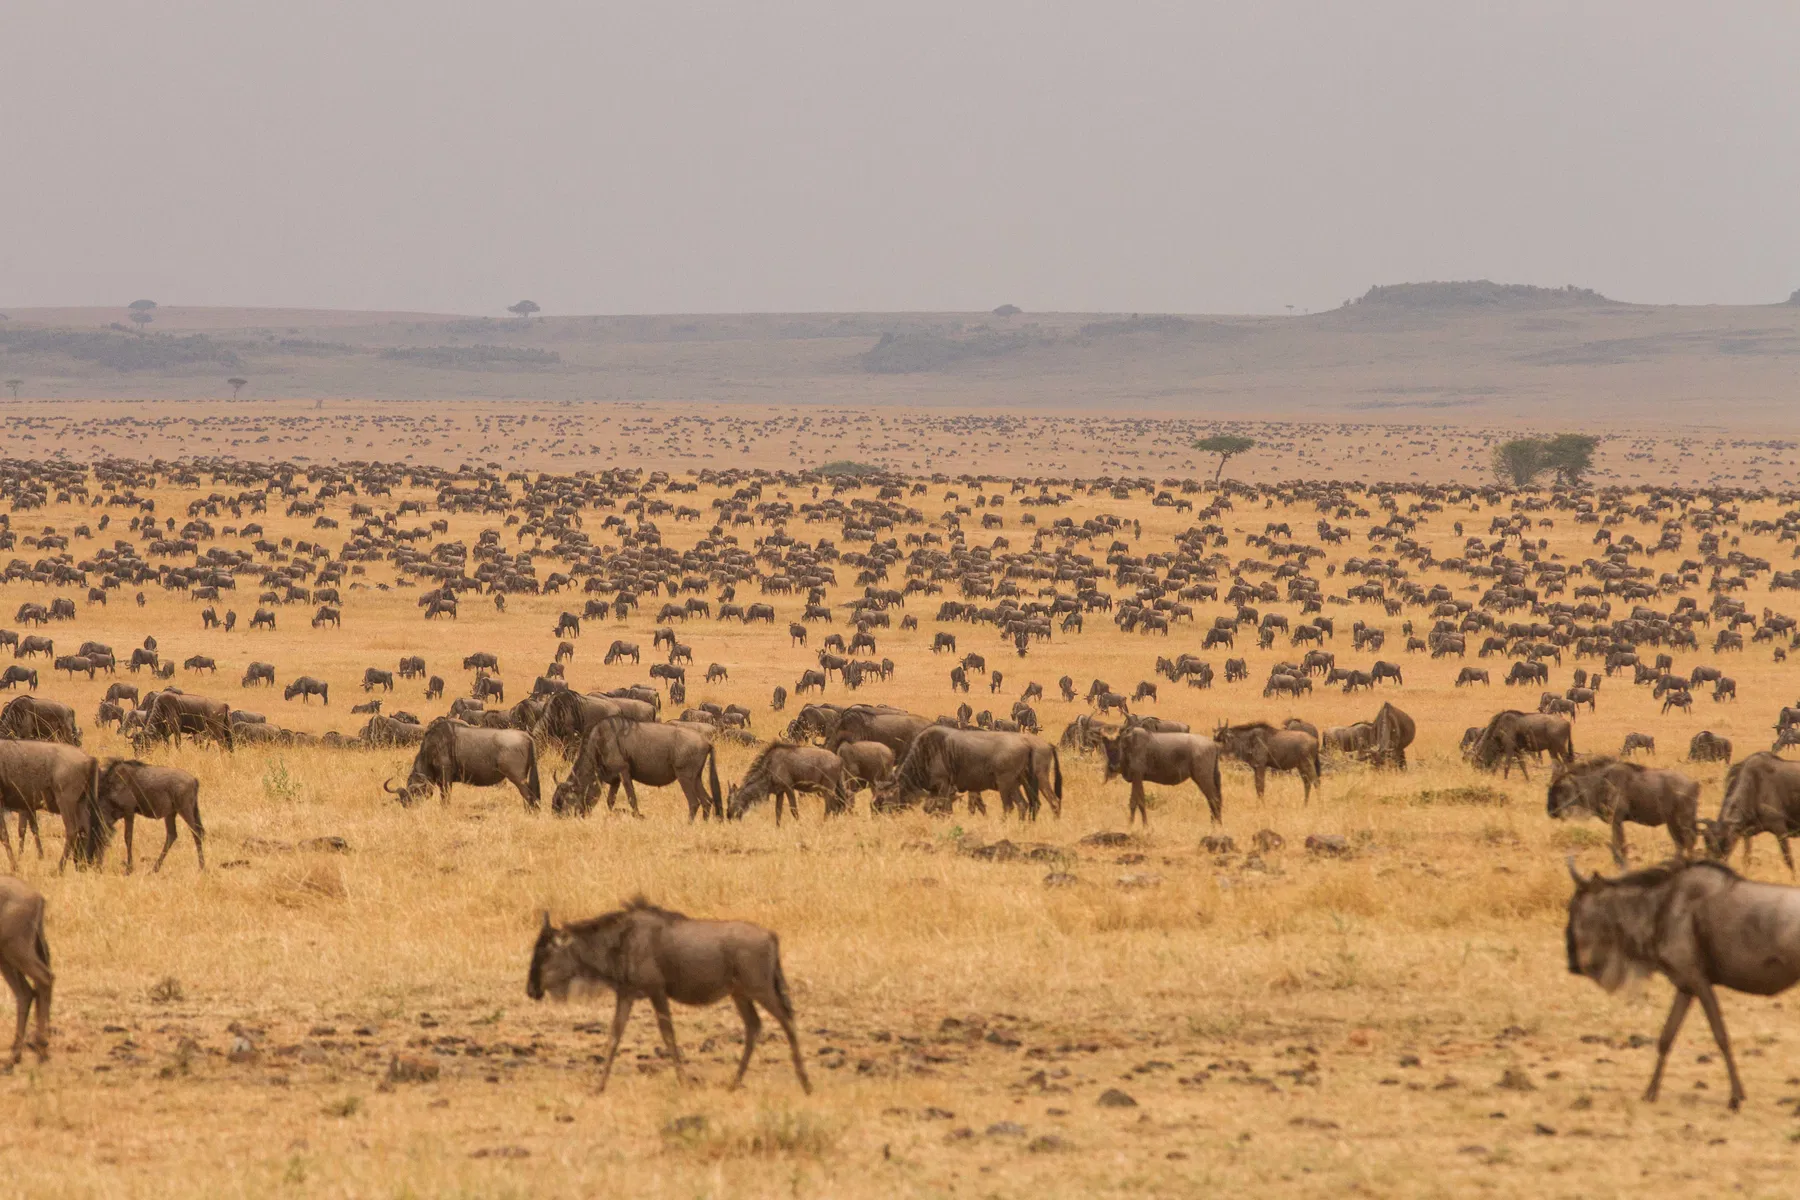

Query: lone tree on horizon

[227,376,248,399]
[1491,432,1598,487]
[128,299,157,311]
[507,300,540,319]
[4,379,20,400]
[129,309,153,332]
[1193,433,1256,482]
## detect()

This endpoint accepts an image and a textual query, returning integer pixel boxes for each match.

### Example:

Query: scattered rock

[1289,1116,1339,1130]
[1097,1088,1138,1108]
[967,840,1020,862]
[300,836,351,854]
[662,1114,707,1137]
[1252,829,1285,852]
[227,1036,260,1065]
[1533,1123,1557,1136]
[1116,873,1162,889]
[1114,852,1147,865]
[1028,1134,1072,1153]
[1305,834,1351,857]
[387,1054,441,1084]
[921,1107,955,1121]
[985,1121,1028,1138]
[1043,871,1081,888]
[470,1146,530,1160]
[1497,1068,1536,1092]
[148,977,184,1004]
[1199,835,1236,854]
[1079,831,1131,847]
[241,837,295,855]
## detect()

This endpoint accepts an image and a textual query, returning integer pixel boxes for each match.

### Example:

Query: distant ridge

[1352,280,1617,310]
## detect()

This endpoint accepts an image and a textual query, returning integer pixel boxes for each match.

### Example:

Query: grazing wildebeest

[549,717,721,821]
[284,676,329,704]
[0,739,107,872]
[0,666,37,691]
[94,760,204,873]
[352,699,382,715]
[1466,710,1575,778]
[241,661,275,688]
[128,647,158,673]
[796,669,827,695]
[604,639,640,665]
[397,655,427,679]
[425,675,445,700]
[1099,727,1222,826]
[555,612,581,638]
[1689,730,1733,763]
[874,725,1062,819]
[705,663,728,684]
[1621,732,1656,757]
[140,692,235,751]
[770,685,787,711]
[362,667,395,692]
[463,651,499,676]
[311,605,340,629]
[526,900,810,1093]
[1565,858,1800,1110]
[836,739,896,797]
[726,744,849,824]
[1546,756,1699,866]
[249,608,276,631]
[384,718,541,809]
[0,696,80,746]
[95,701,124,730]
[1370,701,1416,770]
[1701,751,1800,871]
[0,877,53,1064]
[15,636,53,660]
[1214,721,1321,803]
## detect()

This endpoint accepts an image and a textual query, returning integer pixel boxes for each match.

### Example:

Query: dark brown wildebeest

[874,725,1062,819]
[550,716,721,820]
[241,661,275,688]
[1701,752,1800,871]
[1099,727,1222,826]
[1466,710,1575,779]
[770,685,787,711]
[352,699,382,715]
[128,647,158,673]
[0,739,107,872]
[603,639,640,665]
[527,900,810,1093]
[15,636,53,660]
[0,696,80,746]
[384,718,541,809]
[284,676,329,704]
[1322,722,1376,756]
[397,655,428,679]
[796,669,827,695]
[0,666,36,691]
[1621,732,1656,757]
[836,739,896,797]
[141,692,234,751]
[555,612,581,638]
[425,675,445,700]
[1689,730,1732,763]
[249,608,276,631]
[705,663,728,684]
[726,744,849,824]
[1214,721,1321,803]
[362,667,395,692]
[0,876,53,1064]
[472,675,505,704]
[463,651,499,676]
[538,690,651,757]
[94,760,204,873]
[307,605,337,629]
[1370,701,1416,769]
[1547,756,1699,866]
[1565,858,1800,1110]
[826,704,932,758]
[95,701,125,730]
[361,714,429,748]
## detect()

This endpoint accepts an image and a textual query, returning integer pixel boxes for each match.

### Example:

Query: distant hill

[1351,281,1618,310]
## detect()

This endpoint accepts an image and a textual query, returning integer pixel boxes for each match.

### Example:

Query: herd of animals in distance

[6,450,1800,1109]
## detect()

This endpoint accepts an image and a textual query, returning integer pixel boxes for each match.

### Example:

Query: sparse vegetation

[507,299,541,319]
[1193,433,1256,482]
[377,344,560,369]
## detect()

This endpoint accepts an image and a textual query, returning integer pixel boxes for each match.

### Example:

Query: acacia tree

[507,300,540,319]
[129,309,153,332]
[1542,433,1599,485]
[1491,438,1547,487]
[4,379,20,400]
[1193,434,1256,483]
[227,376,248,399]
[1491,433,1598,487]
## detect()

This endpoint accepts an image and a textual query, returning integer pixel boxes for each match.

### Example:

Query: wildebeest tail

[525,743,542,810]
[1051,746,1063,802]
[706,744,723,819]
[771,938,796,1019]
[33,896,49,969]
[78,759,110,866]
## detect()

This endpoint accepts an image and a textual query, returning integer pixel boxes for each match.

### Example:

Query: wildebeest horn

[382,777,400,795]
[540,910,552,933]
[1565,855,1588,886]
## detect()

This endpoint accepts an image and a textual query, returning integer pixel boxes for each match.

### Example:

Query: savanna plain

[4,422,1800,1200]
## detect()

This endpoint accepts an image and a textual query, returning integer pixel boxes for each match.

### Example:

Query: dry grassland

[3,459,1800,1198]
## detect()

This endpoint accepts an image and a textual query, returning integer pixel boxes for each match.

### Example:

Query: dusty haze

[4,1,1798,315]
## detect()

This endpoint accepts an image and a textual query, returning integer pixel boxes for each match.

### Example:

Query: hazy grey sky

[4,1,1796,315]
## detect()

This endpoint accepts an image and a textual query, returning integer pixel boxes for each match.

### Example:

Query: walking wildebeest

[93,759,205,873]
[1565,858,1800,1110]
[0,876,53,1065]
[0,740,107,872]
[1701,751,1800,871]
[527,900,810,1093]
[1099,727,1223,826]
[1213,721,1321,803]
[383,718,541,809]
[726,743,849,824]
[1466,710,1575,778]
[1546,756,1699,866]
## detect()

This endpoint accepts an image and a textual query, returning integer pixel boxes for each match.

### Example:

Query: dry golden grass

[4,459,1800,1197]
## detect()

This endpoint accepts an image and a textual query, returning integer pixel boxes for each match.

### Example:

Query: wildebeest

[249,608,276,630]
[825,704,933,758]
[0,876,52,1064]
[0,666,37,691]
[1621,732,1656,757]
[425,675,445,700]
[1214,721,1321,803]
[463,651,499,675]
[14,636,53,660]
[361,714,429,748]
[284,676,329,704]
[1688,730,1733,763]
[550,716,721,820]
[362,667,395,692]
[0,739,107,871]
[604,639,640,665]
[0,696,80,746]
[1100,727,1222,826]
[1565,858,1800,1110]
[526,900,810,1093]
[874,725,1062,819]
[384,718,541,809]
[397,655,427,679]
[140,692,235,751]
[1702,751,1800,871]
[241,661,276,688]
[93,759,204,873]
[1466,710,1575,778]
[836,739,896,798]
[726,743,849,824]
[1547,756,1699,865]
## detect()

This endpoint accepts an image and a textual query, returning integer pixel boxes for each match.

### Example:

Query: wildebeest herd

[7,453,1800,1108]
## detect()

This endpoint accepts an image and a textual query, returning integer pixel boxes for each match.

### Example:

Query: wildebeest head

[1563,859,1654,993]
[526,913,579,1001]
[1098,734,1123,781]
[381,773,432,806]
[1545,765,1592,819]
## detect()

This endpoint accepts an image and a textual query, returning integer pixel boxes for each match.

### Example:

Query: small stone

[387,1054,441,1084]
[1027,1134,1071,1153]
[1097,1088,1138,1108]
[1043,871,1081,888]
[1079,831,1131,847]
[1199,835,1236,854]
[1497,1068,1536,1092]
[300,836,351,854]
[1252,829,1285,852]
[1116,873,1162,889]
[1533,1123,1557,1136]
[985,1121,1028,1138]
[227,1037,260,1065]
[1305,834,1351,857]
[662,1114,707,1137]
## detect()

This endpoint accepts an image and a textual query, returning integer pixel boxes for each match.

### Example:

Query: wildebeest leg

[124,812,137,874]
[1129,780,1147,826]
[188,812,205,870]
[153,815,180,873]
[621,776,643,818]
[1692,980,1747,1109]
[1644,990,1692,1101]
[1780,833,1797,876]
[1610,810,1630,868]
[729,992,762,1089]
[1252,766,1266,799]
[759,972,812,1094]
[966,791,987,816]
[786,786,799,824]
[648,993,688,1085]
[596,992,634,1092]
